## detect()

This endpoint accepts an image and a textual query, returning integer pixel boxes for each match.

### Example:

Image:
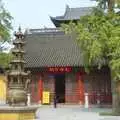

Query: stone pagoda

[7,27,30,105]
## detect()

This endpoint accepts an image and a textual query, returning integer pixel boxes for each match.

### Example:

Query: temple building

[24,6,112,105]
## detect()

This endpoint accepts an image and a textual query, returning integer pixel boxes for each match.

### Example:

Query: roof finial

[18,25,21,32]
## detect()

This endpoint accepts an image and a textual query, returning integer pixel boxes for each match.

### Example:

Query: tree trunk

[108,0,115,12]
[112,80,120,113]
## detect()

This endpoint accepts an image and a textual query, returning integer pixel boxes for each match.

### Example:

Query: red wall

[65,73,79,103]
[30,67,112,104]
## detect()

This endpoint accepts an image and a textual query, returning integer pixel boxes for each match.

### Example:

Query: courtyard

[35,105,120,120]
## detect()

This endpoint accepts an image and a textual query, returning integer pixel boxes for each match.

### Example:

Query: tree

[0,52,12,68]
[0,0,13,51]
[62,10,120,112]
[0,0,13,68]
[94,0,120,12]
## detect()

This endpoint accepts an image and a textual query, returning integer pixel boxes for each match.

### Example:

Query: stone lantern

[7,27,30,105]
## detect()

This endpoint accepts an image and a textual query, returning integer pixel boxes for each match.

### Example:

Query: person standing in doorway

[54,94,57,108]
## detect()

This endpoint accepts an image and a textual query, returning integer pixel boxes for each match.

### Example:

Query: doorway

[55,74,65,103]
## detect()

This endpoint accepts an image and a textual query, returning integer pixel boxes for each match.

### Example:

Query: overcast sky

[4,0,97,31]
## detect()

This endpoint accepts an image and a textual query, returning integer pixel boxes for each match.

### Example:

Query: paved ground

[35,105,120,120]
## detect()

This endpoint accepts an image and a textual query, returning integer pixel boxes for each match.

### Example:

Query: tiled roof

[24,29,83,68]
[57,6,92,20]
[50,5,92,27]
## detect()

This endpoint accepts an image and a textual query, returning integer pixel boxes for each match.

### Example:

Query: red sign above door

[48,67,72,73]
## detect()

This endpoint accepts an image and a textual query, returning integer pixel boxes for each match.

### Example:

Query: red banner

[48,67,72,73]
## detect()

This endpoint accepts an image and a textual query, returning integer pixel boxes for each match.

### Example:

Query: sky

[4,0,97,31]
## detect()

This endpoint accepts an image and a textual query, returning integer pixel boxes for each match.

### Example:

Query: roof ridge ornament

[64,4,70,17]
[66,4,70,9]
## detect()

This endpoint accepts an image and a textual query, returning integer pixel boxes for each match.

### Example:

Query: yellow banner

[42,91,50,104]
[0,76,6,102]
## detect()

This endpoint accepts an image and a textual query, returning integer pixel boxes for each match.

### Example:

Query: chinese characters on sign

[42,91,50,104]
[48,67,72,73]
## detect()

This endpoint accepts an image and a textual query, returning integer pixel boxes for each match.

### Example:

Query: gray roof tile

[24,29,83,68]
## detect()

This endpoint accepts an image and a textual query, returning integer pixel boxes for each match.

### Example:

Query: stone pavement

[35,105,120,120]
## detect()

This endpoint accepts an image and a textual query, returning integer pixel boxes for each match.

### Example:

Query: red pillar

[38,74,43,103]
[31,79,35,102]
[77,73,84,105]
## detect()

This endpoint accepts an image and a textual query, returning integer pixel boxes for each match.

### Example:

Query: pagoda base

[0,105,40,120]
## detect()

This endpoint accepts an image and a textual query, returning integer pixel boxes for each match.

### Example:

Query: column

[27,93,31,106]
[31,79,35,102]
[38,74,43,104]
[84,93,89,108]
[49,75,55,103]
[77,73,84,105]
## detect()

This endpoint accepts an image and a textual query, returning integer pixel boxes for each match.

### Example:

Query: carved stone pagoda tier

[7,27,30,105]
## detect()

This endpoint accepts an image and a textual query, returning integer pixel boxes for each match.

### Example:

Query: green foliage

[0,0,13,41]
[96,0,108,9]
[0,0,13,52]
[0,52,12,68]
[0,0,13,67]
[96,0,120,11]
[62,10,120,81]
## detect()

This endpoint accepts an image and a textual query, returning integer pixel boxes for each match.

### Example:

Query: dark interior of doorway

[55,74,65,103]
